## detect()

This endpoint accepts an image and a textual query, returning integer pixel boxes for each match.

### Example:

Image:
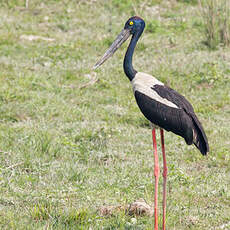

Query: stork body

[132,71,208,155]
[94,16,209,230]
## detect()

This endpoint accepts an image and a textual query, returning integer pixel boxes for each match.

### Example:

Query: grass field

[0,0,229,229]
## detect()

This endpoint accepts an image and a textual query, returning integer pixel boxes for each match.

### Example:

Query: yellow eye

[129,21,133,26]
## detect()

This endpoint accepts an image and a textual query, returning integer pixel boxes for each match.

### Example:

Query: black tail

[191,114,209,155]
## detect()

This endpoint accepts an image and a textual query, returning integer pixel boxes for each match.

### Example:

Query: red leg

[160,129,167,230]
[152,128,159,230]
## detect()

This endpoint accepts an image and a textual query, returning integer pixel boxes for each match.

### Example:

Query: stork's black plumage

[134,83,208,155]
[152,84,208,154]
[94,16,209,230]
[132,70,209,156]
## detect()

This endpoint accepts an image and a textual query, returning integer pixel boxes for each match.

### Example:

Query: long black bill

[93,28,131,69]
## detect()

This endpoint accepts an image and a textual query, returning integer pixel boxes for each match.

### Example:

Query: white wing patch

[131,72,178,109]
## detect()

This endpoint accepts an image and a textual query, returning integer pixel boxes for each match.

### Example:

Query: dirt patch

[98,198,153,217]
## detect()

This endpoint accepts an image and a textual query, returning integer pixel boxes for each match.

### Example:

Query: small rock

[127,198,153,217]
[98,198,153,217]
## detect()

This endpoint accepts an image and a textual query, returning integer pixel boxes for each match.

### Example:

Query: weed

[198,0,230,49]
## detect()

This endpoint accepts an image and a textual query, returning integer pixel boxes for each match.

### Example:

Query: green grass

[0,0,229,229]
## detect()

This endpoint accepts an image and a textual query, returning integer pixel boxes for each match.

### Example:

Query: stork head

[124,16,145,35]
[93,16,145,69]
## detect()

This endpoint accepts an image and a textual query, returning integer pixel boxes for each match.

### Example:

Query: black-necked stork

[93,16,209,230]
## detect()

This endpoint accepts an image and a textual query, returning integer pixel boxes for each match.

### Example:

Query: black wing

[153,85,209,155]
[134,85,209,155]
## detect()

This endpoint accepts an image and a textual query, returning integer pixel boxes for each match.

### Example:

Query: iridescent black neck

[123,29,143,81]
